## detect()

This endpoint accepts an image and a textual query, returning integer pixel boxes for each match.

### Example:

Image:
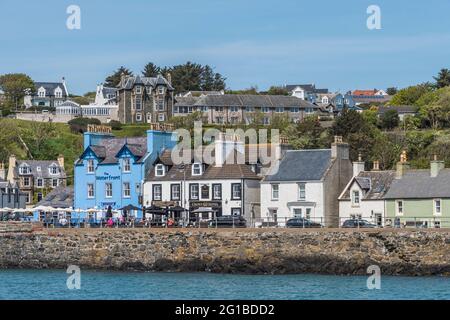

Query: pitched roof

[352,95,392,104]
[15,160,66,179]
[384,169,450,199]
[377,105,418,114]
[84,137,147,164]
[174,94,318,109]
[264,149,332,182]
[340,171,396,200]
[118,74,174,91]
[36,186,74,208]
[34,82,68,96]
[352,89,377,96]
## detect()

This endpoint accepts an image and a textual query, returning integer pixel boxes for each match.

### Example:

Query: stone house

[24,78,69,108]
[6,155,67,205]
[116,74,174,124]
[260,136,353,227]
[0,163,27,209]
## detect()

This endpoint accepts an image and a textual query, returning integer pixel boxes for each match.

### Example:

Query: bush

[108,120,122,130]
[68,117,101,134]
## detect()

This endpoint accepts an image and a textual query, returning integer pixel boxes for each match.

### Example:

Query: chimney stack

[0,162,5,180]
[372,160,380,171]
[396,150,410,179]
[7,154,16,182]
[430,154,445,178]
[331,136,349,160]
[167,73,172,85]
[353,153,365,177]
[57,154,65,169]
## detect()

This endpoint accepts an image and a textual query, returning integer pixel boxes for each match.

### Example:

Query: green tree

[390,83,434,106]
[0,73,35,109]
[386,87,398,95]
[142,62,161,78]
[380,109,399,130]
[433,68,450,89]
[104,66,133,87]
[285,116,326,149]
[329,109,379,160]
[266,86,289,96]
[212,72,226,91]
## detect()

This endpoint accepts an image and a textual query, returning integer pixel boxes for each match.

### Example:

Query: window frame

[155,164,165,177]
[152,184,162,201]
[298,182,306,201]
[123,182,131,198]
[212,184,222,200]
[170,184,181,201]
[433,199,442,216]
[189,183,199,200]
[231,183,242,200]
[87,159,95,173]
[396,200,404,216]
[105,183,113,198]
[192,163,202,176]
[271,184,279,200]
[87,183,95,198]
[123,158,131,173]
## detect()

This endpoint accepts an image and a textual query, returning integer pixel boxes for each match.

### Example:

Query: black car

[286,218,322,228]
[208,215,247,228]
[342,219,377,228]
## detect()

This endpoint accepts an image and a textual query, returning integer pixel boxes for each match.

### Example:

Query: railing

[31,216,450,229]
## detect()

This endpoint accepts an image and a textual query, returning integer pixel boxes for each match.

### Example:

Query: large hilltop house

[6,155,67,205]
[174,94,319,125]
[116,74,174,124]
[24,78,69,108]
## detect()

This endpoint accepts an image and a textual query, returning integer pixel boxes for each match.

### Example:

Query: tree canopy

[0,73,35,108]
[104,66,133,87]
[433,68,450,89]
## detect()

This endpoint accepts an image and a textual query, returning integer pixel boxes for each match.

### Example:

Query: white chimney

[353,153,365,177]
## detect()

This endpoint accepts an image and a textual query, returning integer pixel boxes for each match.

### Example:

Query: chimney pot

[372,160,380,171]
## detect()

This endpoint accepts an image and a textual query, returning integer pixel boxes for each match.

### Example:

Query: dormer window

[87,160,95,173]
[322,97,329,104]
[158,87,164,95]
[19,165,31,175]
[49,166,58,175]
[192,163,202,176]
[37,166,41,172]
[54,87,63,98]
[135,86,142,94]
[38,87,46,98]
[123,158,131,172]
[155,164,165,177]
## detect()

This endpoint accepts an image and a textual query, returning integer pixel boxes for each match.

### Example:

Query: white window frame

[37,178,43,188]
[136,113,142,121]
[23,177,30,187]
[52,179,58,188]
[192,163,202,176]
[271,184,279,200]
[298,183,306,201]
[87,159,95,173]
[155,164,165,177]
[105,183,113,198]
[87,184,95,198]
[396,200,404,216]
[352,190,360,206]
[433,199,442,216]
[49,166,58,175]
[123,182,131,198]
[135,86,142,94]
[123,158,131,173]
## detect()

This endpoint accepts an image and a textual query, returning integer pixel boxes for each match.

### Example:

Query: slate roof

[36,186,74,208]
[81,137,147,165]
[148,150,260,181]
[102,86,117,98]
[15,160,66,179]
[118,74,174,91]
[377,105,418,115]
[384,169,450,199]
[340,171,396,200]
[264,149,332,182]
[34,82,68,97]
[174,94,318,109]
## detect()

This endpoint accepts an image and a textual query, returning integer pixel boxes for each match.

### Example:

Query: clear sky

[1,0,449,95]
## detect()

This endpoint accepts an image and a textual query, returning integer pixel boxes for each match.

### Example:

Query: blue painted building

[74,128,177,219]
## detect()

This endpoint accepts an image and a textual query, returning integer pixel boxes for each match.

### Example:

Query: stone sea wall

[0,223,449,276]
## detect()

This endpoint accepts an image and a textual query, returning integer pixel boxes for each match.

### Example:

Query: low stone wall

[0,226,449,275]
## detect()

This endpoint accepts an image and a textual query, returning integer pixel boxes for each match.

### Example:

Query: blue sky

[0,0,449,95]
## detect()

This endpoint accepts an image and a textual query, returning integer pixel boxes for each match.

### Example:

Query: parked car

[341,219,377,228]
[208,215,247,228]
[286,218,322,228]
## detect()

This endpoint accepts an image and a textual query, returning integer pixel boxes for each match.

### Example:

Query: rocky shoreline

[0,222,449,276]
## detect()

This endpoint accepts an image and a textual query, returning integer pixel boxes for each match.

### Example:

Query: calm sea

[0,270,448,300]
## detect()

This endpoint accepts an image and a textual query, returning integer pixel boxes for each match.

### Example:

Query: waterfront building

[142,134,269,224]
[260,136,353,227]
[0,163,27,209]
[74,124,177,218]
[6,155,66,205]
[24,78,69,108]
[116,74,174,124]
[173,94,319,125]
[338,159,396,227]
[383,154,450,228]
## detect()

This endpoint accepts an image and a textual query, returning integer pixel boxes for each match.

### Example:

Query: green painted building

[384,159,450,228]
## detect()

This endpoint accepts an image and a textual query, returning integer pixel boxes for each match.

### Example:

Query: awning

[119,204,142,211]
[191,207,217,213]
